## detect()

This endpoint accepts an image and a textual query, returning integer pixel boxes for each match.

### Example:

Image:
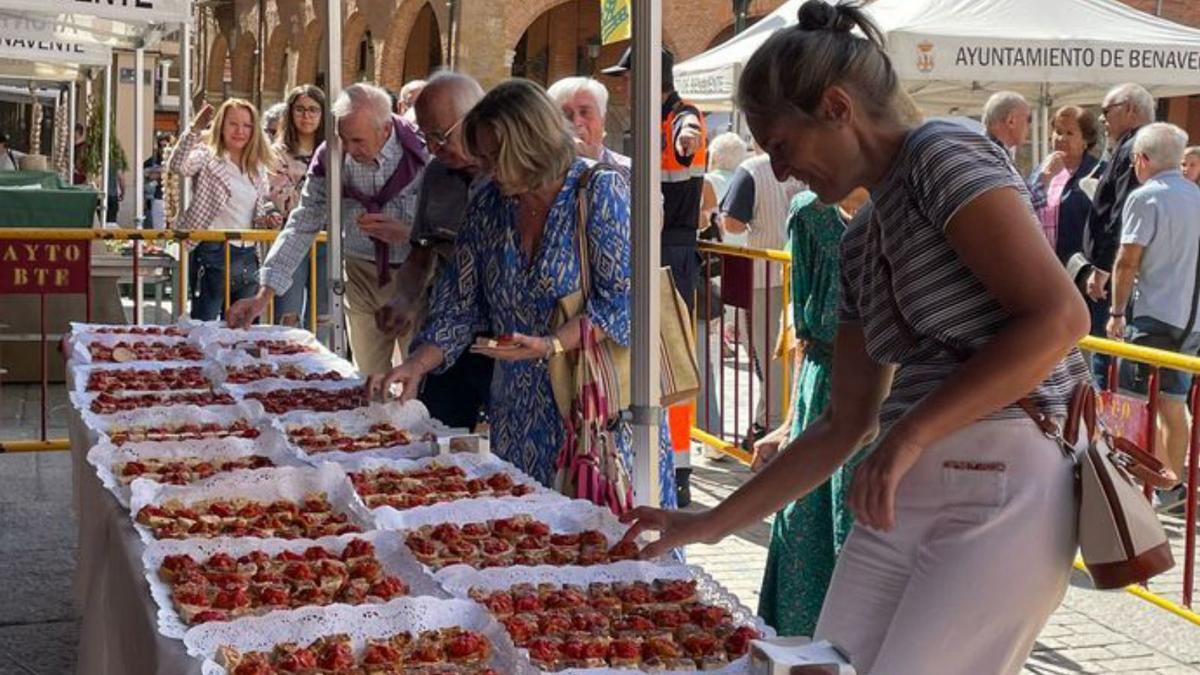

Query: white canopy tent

[0,0,192,323]
[676,0,1200,158]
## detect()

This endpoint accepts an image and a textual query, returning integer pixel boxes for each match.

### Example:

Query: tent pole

[180,21,192,213]
[1041,84,1052,163]
[67,81,76,185]
[135,47,146,323]
[325,0,346,357]
[630,0,663,508]
[102,63,113,224]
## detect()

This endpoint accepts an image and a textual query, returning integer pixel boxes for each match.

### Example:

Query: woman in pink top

[1028,106,1102,264]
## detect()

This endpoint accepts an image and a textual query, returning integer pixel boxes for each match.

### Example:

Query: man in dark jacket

[1082,83,1155,385]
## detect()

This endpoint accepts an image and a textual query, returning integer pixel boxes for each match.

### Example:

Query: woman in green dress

[754,187,869,636]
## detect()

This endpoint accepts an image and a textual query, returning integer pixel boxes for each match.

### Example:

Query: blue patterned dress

[415,159,676,508]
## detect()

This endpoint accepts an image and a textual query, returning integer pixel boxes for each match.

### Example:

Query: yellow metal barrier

[1081,335,1200,374]
[0,439,70,453]
[1073,560,1200,628]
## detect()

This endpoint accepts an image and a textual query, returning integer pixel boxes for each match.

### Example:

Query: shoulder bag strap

[1178,236,1200,343]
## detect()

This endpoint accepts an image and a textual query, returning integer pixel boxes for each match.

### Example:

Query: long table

[69,396,202,675]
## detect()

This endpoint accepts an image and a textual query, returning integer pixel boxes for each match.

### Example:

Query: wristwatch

[1109,308,1127,318]
[544,336,565,360]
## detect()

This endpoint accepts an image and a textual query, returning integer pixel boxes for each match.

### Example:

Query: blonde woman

[373,79,676,508]
[169,99,280,320]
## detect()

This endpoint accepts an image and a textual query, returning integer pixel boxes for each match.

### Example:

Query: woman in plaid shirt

[169,99,281,321]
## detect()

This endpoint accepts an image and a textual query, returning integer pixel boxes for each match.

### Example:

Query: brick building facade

[200,0,1200,137]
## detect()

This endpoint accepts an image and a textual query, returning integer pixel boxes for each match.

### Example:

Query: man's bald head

[414,72,485,172]
[415,72,484,121]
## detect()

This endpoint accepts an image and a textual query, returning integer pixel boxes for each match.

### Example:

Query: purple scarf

[311,115,429,286]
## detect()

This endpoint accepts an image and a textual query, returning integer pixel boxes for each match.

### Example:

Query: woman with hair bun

[620,2,1089,672]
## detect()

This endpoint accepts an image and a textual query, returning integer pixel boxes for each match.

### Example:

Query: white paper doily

[206,352,358,388]
[143,530,446,639]
[441,562,775,675]
[375,496,621,539]
[69,360,216,395]
[128,463,375,544]
[87,434,300,508]
[190,323,323,350]
[273,400,446,464]
[69,332,199,364]
[85,402,263,441]
[184,597,533,674]
[221,375,365,399]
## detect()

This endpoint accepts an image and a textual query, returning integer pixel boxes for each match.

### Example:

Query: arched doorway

[401,3,443,84]
[704,16,765,51]
[511,0,611,86]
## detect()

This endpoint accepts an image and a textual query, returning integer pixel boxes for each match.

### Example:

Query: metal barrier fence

[0,227,327,451]
[691,242,1200,627]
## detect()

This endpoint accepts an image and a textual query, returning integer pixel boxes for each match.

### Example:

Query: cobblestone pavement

[682,453,1200,674]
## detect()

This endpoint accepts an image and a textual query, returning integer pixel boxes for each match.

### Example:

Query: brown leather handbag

[1021,384,1176,589]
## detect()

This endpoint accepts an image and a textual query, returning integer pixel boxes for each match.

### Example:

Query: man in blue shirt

[1107,122,1200,510]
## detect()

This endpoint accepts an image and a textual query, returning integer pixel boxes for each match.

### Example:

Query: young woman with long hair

[168,98,280,321]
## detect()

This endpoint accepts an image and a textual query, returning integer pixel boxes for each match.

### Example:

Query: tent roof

[675,0,1200,112]
[0,1,192,80]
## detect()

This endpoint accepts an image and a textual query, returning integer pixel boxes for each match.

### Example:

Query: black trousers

[419,346,494,429]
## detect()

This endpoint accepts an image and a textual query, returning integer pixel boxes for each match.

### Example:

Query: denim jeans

[190,242,260,321]
[1119,315,1200,400]
[273,242,328,328]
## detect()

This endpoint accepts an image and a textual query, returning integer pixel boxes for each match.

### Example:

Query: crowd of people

[66,0,1195,668]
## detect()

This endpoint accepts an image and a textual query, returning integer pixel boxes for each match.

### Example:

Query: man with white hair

[229,82,430,375]
[982,91,1031,158]
[397,79,426,122]
[1107,122,1200,510]
[1086,83,1157,302]
[546,76,630,181]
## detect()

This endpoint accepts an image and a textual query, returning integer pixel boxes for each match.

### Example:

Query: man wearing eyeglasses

[371,71,493,430]
[1079,83,1156,386]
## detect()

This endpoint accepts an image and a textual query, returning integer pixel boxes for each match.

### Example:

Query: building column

[455,1,509,89]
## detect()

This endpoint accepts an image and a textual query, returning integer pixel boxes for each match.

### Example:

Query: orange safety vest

[661,97,707,184]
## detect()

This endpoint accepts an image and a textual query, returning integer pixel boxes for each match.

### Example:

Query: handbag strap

[572,163,619,303]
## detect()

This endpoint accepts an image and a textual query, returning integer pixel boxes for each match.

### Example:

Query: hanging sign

[600,0,631,46]
[0,16,111,66]
[892,35,1200,87]
[0,239,91,295]
[0,0,192,26]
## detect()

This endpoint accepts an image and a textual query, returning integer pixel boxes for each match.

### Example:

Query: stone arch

[206,33,229,99]
[698,15,766,54]
[341,11,371,84]
[505,0,573,50]
[263,25,292,104]
[229,32,257,99]
[294,20,324,87]
[378,0,442,91]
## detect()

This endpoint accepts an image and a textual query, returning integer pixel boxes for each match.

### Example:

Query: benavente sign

[893,35,1200,85]
[0,0,192,25]
[0,15,110,66]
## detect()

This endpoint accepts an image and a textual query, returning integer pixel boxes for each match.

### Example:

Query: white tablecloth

[70,404,203,675]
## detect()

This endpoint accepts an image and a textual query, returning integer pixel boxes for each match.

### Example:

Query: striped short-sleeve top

[839,120,1089,427]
